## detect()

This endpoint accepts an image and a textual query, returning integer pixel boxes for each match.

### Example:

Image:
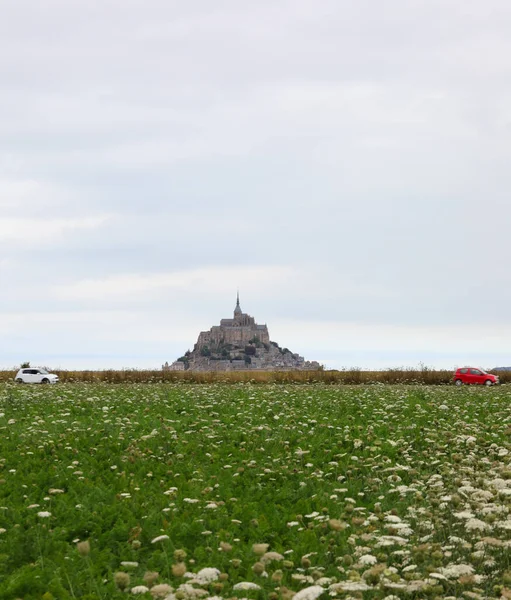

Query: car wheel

[484,379,493,387]
[41,378,49,384]
[455,379,463,386]
[16,378,23,384]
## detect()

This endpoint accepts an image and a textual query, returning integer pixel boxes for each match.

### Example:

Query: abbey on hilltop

[163,294,321,372]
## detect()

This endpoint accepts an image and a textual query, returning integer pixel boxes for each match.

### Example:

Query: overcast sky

[1,0,511,371]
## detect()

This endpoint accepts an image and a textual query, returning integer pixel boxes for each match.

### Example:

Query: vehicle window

[39,369,48,374]
[459,368,468,374]
[22,369,31,374]
[470,369,481,375]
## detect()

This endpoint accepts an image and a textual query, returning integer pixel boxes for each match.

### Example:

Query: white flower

[194,568,220,584]
[374,536,409,547]
[384,515,402,523]
[438,563,474,579]
[151,534,170,543]
[0,528,6,534]
[287,521,300,527]
[315,577,333,586]
[183,498,199,504]
[329,582,372,592]
[358,554,377,566]
[295,449,310,456]
[131,585,150,594]
[120,561,139,568]
[232,582,261,590]
[448,535,468,545]
[465,518,489,531]
[386,523,413,536]
[151,584,174,598]
[453,510,474,519]
[292,574,314,583]
[261,551,284,563]
[293,586,325,600]
[176,583,208,598]
[37,511,51,518]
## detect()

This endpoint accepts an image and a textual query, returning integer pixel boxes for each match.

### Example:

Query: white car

[15,368,59,384]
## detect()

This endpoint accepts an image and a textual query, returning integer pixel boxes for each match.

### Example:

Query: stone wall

[195,321,270,351]
[162,361,185,371]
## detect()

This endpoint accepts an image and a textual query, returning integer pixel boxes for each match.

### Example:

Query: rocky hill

[163,295,321,372]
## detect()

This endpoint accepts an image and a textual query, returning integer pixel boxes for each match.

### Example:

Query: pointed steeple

[234,291,242,315]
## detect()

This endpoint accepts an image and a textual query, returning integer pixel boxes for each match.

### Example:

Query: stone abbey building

[163,294,320,372]
[196,292,270,348]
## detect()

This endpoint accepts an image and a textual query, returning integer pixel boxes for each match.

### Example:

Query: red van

[453,367,499,386]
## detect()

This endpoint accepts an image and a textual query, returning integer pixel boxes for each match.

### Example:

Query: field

[0,383,510,600]
[1,368,511,385]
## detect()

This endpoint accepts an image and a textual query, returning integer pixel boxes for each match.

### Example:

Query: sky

[1,0,511,371]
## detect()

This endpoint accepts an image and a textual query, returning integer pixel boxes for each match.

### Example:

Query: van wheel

[16,378,23,384]
[455,379,463,386]
[484,380,493,386]
[42,378,49,384]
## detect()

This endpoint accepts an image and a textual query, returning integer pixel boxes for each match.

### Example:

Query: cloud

[1,0,511,369]
[271,319,511,370]
[0,215,113,246]
[274,319,511,354]
[52,265,294,301]
[0,180,66,210]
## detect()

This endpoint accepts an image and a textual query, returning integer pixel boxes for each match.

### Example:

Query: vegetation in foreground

[0,383,510,599]
[1,367,510,384]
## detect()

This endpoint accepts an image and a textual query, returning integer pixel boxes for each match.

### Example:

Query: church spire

[234,291,242,316]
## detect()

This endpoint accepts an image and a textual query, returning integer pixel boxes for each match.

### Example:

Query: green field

[0,383,510,599]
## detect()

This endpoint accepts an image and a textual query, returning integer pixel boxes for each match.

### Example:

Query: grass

[0,382,510,599]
